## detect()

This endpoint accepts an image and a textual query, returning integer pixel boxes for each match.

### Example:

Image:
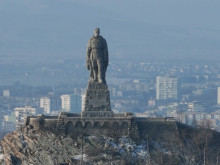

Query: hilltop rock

[1,122,220,165]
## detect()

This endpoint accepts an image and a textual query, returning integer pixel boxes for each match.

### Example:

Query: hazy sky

[0,0,220,63]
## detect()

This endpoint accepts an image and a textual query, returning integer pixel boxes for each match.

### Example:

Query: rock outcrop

[2,121,220,165]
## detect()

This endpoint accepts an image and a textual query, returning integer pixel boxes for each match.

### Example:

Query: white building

[3,90,10,97]
[40,97,51,114]
[61,94,82,113]
[217,87,220,104]
[81,93,86,112]
[156,76,178,100]
[1,113,16,132]
[14,106,36,129]
[61,95,71,112]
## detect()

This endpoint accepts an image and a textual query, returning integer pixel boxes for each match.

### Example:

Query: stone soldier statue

[86,28,109,83]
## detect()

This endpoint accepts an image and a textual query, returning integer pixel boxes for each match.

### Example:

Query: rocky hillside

[1,123,220,165]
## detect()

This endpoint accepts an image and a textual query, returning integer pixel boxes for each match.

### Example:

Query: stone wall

[26,113,132,138]
[135,117,179,141]
[25,113,179,141]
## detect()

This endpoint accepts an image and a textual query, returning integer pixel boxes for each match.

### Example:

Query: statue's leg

[97,59,105,83]
[89,68,94,82]
[88,59,93,82]
[91,59,98,82]
[103,67,107,81]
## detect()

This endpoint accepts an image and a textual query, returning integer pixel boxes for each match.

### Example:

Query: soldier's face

[94,29,100,37]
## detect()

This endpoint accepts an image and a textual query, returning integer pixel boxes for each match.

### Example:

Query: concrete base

[83,82,113,117]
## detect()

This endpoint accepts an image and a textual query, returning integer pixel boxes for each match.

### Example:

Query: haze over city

[1,0,220,63]
[0,0,219,86]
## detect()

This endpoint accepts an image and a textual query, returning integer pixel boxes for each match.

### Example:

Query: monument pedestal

[82,82,113,117]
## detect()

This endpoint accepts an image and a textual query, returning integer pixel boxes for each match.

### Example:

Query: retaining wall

[25,113,179,141]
